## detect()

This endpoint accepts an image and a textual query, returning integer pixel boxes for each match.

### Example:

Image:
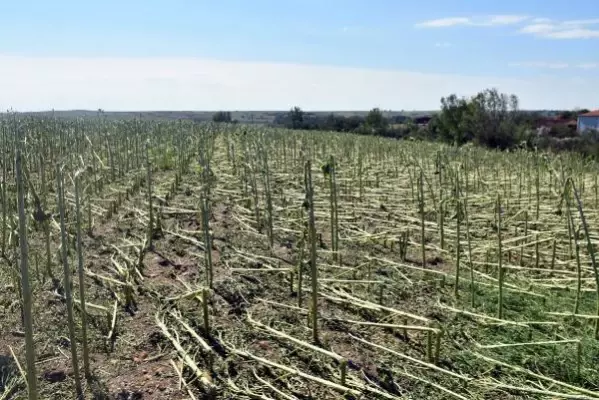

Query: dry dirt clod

[42,369,67,383]
[115,389,143,400]
[133,351,148,363]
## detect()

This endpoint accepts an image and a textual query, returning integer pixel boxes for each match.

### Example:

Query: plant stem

[497,193,504,319]
[16,130,38,400]
[57,164,83,398]
[74,172,91,380]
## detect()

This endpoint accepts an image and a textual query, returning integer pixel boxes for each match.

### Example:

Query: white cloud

[509,61,570,69]
[484,15,528,25]
[0,55,597,111]
[519,23,555,34]
[563,18,599,26]
[519,17,599,39]
[434,42,452,48]
[510,61,599,70]
[333,25,380,38]
[578,63,599,69]
[416,15,527,28]
[545,28,599,39]
[417,13,599,39]
[416,17,470,28]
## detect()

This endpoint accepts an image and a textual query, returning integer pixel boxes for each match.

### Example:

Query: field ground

[1,124,599,399]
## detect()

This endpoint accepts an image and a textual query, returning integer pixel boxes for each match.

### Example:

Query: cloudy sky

[1,0,598,111]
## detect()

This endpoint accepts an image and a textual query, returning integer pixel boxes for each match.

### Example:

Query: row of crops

[1,117,599,399]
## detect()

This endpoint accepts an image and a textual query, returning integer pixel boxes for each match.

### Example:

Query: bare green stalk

[297,212,306,308]
[454,169,461,298]
[438,162,444,250]
[200,196,213,289]
[145,141,154,249]
[568,178,599,338]
[520,209,528,267]
[1,126,7,257]
[15,132,38,400]
[259,141,274,249]
[419,170,426,268]
[550,238,557,273]
[325,156,339,262]
[565,189,583,315]
[535,233,540,270]
[496,193,504,319]
[74,172,91,380]
[57,165,83,398]
[305,160,319,344]
[202,288,210,334]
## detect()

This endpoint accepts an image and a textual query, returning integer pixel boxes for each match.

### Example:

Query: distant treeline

[270,106,426,138]
[212,89,595,157]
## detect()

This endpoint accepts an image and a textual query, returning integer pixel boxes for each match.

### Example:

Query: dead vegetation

[1,119,599,399]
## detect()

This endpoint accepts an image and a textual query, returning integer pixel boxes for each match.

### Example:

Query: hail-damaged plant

[38,149,53,282]
[56,164,83,399]
[454,168,461,298]
[199,139,214,289]
[259,137,274,249]
[304,159,319,344]
[418,170,426,268]
[296,206,307,308]
[200,189,213,290]
[496,192,504,319]
[567,177,599,339]
[74,170,91,380]
[145,140,154,249]
[15,123,37,400]
[1,123,7,258]
[436,151,445,251]
[244,138,261,232]
[323,155,339,263]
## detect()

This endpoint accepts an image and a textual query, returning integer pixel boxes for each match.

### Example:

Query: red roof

[535,117,574,128]
[580,110,599,117]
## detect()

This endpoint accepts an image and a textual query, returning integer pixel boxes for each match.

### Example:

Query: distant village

[393,109,599,137]
[404,110,599,136]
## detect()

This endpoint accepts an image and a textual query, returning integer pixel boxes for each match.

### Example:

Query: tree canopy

[212,111,232,123]
[289,107,304,129]
[434,89,523,149]
[363,108,389,135]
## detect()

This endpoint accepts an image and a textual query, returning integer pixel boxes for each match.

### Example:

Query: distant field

[16,110,437,124]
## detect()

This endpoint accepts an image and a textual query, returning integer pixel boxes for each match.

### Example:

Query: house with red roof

[578,110,599,134]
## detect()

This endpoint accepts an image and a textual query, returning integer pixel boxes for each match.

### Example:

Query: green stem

[16,132,38,400]
[497,193,504,319]
[57,165,83,398]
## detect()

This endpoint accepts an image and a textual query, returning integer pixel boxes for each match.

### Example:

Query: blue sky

[1,0,598,111]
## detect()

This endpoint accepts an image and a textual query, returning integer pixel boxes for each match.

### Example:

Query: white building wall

[578,116,599,133]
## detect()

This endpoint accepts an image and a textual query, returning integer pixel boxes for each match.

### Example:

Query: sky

[0,0,598,111]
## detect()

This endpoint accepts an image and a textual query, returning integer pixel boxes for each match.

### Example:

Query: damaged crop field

[2,118,599,399]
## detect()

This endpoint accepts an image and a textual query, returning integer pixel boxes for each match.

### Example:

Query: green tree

[364,108,388,134]
[288,106,304,129]
[404,117,417,135]
[438,94,471,145]
[212,111,232,123]
[436,89,521,149]
[559,110,576,120]
[468,88,519,149]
